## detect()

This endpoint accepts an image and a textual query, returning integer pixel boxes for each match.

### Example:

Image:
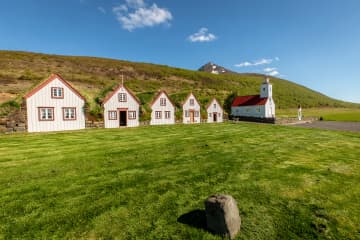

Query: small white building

[206,98,224,123]
[102,84,140,128]
[182,93,201,124]
[24,74,86,132]
[231,77,276,119]
[150,91,175,125]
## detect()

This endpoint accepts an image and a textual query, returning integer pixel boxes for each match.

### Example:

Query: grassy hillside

[0,123,359,239]
[0,50,358,119]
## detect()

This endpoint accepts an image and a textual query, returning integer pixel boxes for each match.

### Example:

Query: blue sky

[1,0,360,103]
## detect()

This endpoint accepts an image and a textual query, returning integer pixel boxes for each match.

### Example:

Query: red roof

[231,95,268,107]
[24,73,86,101]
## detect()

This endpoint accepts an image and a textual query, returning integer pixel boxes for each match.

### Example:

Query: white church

[231,77,275,119]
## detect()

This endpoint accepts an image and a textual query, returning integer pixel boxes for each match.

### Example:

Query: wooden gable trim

[182,92,200,107]
[150,90,175,108]
[24,74,86,101]
[102,84,141,106]
[206,98,223,111]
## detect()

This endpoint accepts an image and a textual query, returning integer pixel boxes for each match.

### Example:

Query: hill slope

[0,50,358,119]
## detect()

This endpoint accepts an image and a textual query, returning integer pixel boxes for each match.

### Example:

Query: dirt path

[292,121,360,132]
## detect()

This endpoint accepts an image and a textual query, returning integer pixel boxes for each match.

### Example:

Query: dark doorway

[119,111,127,126]
[213,113,217,122]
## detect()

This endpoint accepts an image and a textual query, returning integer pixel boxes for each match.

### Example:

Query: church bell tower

[260,77,272,98]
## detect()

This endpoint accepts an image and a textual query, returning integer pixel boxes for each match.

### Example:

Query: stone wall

[275,117,318,125]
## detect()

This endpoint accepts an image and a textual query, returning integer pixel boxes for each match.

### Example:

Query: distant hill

[198,62,268,78]
[0,50,358,119]
[198,62,237,75]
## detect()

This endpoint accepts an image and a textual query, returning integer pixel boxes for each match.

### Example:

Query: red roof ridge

[102,84,141,106]
[23,73,86,101]
[150,90,175,108]
[182,92,200,107]
[206,98,223,110]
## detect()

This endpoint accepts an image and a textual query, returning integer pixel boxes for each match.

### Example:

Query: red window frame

[38,107,55,121]
[118,93,127,102]
[51,87,64,99]
[160,98,166,106]
[62,107,77,121]
[108,111,117,120]
[128,111,136,120]
[155,111,162,119]
[189,99,194,106]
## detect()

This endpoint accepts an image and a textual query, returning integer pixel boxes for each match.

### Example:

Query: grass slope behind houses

[0,50,358,118]
[0,123,359,239]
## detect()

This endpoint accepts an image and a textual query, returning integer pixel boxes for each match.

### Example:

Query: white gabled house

[231,77,276,119]
[24,74,86,132]
[206,98,223,123]
[102,84,140,128]
[182,93,201,124]
[150,91,175,125]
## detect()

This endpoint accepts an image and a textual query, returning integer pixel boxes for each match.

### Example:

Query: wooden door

[190,111,194,123]
[213,113,217,122]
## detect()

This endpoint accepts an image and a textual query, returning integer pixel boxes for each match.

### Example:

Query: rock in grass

[205,194,241,239]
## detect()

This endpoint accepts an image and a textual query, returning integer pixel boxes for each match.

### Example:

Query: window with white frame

[160,98,166,106]
[218,113,221,117]
[109,111,117,120]
[63,108,76,120]
[213,104,216,109]
[155,111,162,119]
[165,111,171,119]
[208,113,211,117]
[128,111,136,119]
[189,99,194,106]
[39,107,54,121]
[195,111,199,117]
[118,93,127,102]
[51,87,63,98]
[185,110,189,117]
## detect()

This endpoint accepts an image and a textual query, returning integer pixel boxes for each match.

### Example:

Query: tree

[224,92,238,115]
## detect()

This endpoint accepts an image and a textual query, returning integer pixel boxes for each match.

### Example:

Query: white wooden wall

[231,104,266,118]
[26,78,85,132]
[103,86,140,128]
[150,92,175,125]
[207,99,223,123]
[265,98,276,118]
[182,93,201,124]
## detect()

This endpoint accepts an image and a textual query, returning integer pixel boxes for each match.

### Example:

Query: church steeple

[260,77,272,98]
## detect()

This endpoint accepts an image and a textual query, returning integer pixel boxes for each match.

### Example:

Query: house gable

[183,93,200,108]
[150,91,175,109]
[24,74,85,101]
[102,84,140,107]
[206,98,223,112]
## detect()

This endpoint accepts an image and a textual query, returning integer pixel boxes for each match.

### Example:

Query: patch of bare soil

[0,93,17,104]
[293,121,360,132]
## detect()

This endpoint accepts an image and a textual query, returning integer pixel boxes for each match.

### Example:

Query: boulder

[6,121,15,128]
[205,194,241,239]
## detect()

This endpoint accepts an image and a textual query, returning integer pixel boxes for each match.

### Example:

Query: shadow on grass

[177,209,207,231]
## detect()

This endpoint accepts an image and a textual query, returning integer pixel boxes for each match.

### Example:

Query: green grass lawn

[277,107,360,122]
[0,123,359,239]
